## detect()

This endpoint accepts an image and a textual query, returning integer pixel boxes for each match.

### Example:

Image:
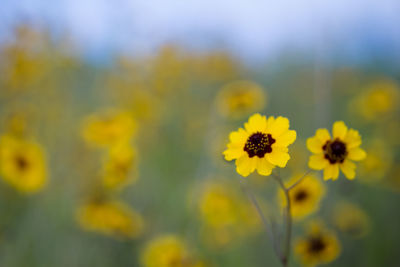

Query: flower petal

[308,154,328,170]
[223,146,245,161]
[229,128,248,144]
[236,155,257,177]
[348,147,366,161]
[256,157,274,176]
[267,116,290,137]
[323,164,339,180]
[333,121,348,140]
[266,147,290,167]
[244,113,267,133]
[315,128,331,143]
[275,130,296,147]
[344,129,362,149]
[340,160,356,180]
[306,136,324,154]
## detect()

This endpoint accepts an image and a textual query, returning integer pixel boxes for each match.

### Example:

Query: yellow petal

[266,116,275,128]
[306,136,324,153]
[275,130,296,147]
[236,155,257,177]
[223,146,245,161]
[267,116,289,137]
[315,128,331,143]
[333,121,348,140]
[229,128,248,144]
[256,157,274,176]
[348,147,366,161]
[308,154,328,170]
[340,160,356,179]
[344,129,362,149]
[244,113,267,133]
[323,164,339,180]
[266,147,290,167]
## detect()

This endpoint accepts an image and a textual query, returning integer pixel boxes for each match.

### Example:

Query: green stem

[239,178,282,259]
[273,175,292,267]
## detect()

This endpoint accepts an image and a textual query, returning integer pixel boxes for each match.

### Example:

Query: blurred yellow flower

[0,25,52,92]
[129,89,162,123]
[102,143,138,189]
[223,113,296,177]
[352,80,399,121]
[141,235,203,267]
[332,202,370,239]
[0,135,47,193]
[192,180,260,247]
[199,183,238,228]
[216,80,266,119]
[77,199,143,239]
[279,174,325,220]
[295,221,341,267]
[196,51,240,82]
[307,121,366,180]
[82,109,136,147]
[150,45,187,95]
[358,139,393,183]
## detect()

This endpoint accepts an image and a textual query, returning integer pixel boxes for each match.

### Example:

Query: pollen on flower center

[308,236,326,253]
[323,139,347,164]
[243,132,275,158]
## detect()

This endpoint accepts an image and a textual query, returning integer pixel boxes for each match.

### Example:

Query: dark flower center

[244,132,275,158]
[308,236,326,254]
[294,189,308,202]
[15,155,29,171]
[323,139,347,164]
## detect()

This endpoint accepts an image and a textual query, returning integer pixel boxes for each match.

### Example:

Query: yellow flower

[307,121,366,180]
[223,113,296,177]
[279,174,325,220]
[358,139,392,183]
[0,26,50,92]
[352,80,399,120]
[195,181,261,247]
[216,80,266,119]
[82,109,136,147]
[332,202,370,239]
[198,183,238,228]
[102,143,138,190]
[77,199,143,239]
[192,51,239,83]
[141,235,202,267]
[0,135,47,193]
[295,221,340,267]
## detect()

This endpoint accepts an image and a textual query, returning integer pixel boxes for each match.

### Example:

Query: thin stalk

[273,175,292,267]
[239,178,282,258]
[286,170,312,191]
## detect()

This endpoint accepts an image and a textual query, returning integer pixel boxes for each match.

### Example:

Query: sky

[0,0,399,62]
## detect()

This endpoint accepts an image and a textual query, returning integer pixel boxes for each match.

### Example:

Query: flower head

[195,181,261,247]
[307,121,366,180]
[217,80,266,119]
[102,142,138,190]
[295,221,340,267]
[279,174,325,220]
[0,135,47,193]
[352,80,399,121]
[332,202,370,239]
[82,109,136,147]
[77,199,144,239]
[223,113,296,177]
[141,235,203,267]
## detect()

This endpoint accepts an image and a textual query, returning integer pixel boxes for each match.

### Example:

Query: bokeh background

[0,1,399,266]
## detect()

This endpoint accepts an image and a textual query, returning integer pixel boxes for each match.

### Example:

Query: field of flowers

[0,25,399,267]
